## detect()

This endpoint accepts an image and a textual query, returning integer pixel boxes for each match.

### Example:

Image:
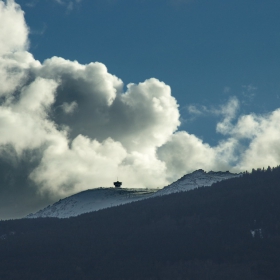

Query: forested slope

[1,167,280,279]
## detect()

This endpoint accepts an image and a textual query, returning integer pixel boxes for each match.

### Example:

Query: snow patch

[27,169,241,219]
[27,188,157,219]
[250,228,263,238]
[152,169,241,196]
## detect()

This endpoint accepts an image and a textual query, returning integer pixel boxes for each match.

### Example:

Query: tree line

[1,166,280,279]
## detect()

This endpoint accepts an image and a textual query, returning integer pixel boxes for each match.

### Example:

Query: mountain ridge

[1,166,280,280]
[27,169,240,218]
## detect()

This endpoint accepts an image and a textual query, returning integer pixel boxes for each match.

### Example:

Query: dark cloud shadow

[0,147,55,220]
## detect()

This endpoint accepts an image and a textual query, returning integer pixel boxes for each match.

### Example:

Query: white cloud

[30,135,167,196]
[242,84,257,92]
[66,2,73,12]
[36,56,180,153]
[1,0,280,214]
[54,0,64,4]
[0,0,178,199]
[61,101,78,114]
[0,0,29,55]
[241,84,257,104]
[0,77,62,154]
[25,1,38,8]
[216,96,239,135]
[157,132,218,182]
[221,109,280,171]
[187,104,206,116]
[187,96,239,126]
[53,0,82,12]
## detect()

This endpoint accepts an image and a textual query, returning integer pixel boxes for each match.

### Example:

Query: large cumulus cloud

[1,0,280,218]
[217,109,280,171]
[0,0,179,209]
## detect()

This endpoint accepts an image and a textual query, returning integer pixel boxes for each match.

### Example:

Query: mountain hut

[114,181,122,188]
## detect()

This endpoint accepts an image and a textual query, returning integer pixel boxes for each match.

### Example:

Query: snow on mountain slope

[153,169,241,197]
[27,169,241,219]
[27,188,157,219]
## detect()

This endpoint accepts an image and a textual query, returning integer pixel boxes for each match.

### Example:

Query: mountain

[27,188,157,218]
[27,169,240,218]
[1,167,280,280]
[153,169,241,196]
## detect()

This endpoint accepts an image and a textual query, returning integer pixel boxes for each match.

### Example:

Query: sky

[1,0,280,219]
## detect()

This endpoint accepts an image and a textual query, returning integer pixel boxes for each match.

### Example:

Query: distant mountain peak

[193,169,205,173]
[154,169,241,196]
[27,169,241,219]
[27,188,157,219]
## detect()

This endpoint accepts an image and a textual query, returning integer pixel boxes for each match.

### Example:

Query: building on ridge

[113,181,122,188]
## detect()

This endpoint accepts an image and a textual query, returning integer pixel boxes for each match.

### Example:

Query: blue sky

[18,0,280,144]
[1,0,280,218]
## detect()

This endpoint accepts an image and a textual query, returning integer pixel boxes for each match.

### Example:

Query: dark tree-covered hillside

[1,166,280,279]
